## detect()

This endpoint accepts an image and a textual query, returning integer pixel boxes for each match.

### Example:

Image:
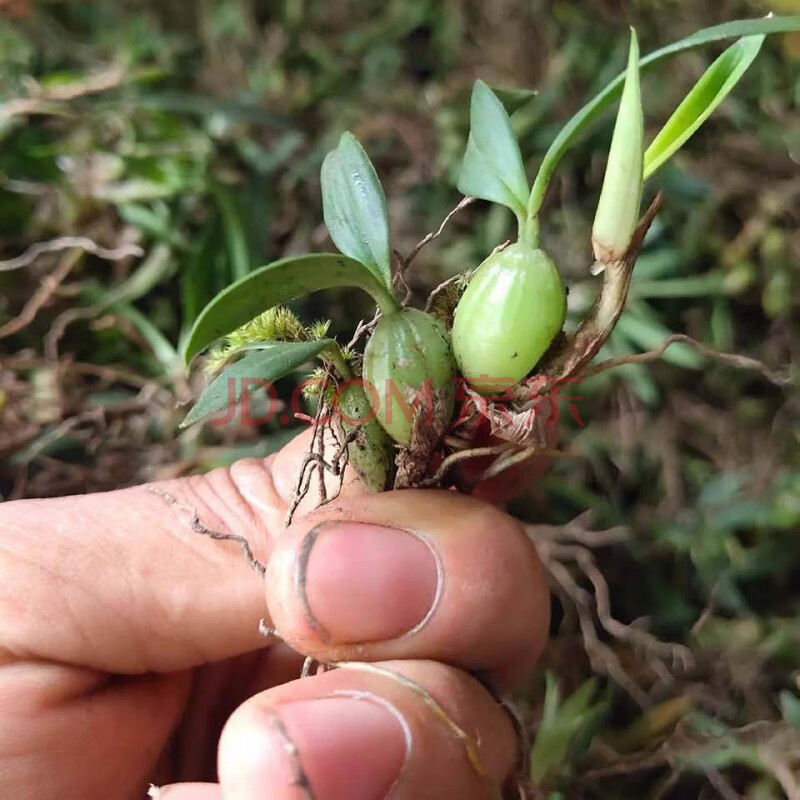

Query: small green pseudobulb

[452,242,566,395]
[337,381,395,491]
[363,308,456,444]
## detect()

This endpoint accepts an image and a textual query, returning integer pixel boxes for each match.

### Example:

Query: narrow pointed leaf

[643,34,765,178]
[321,132,392,289]
[592,30,643,263]
[490,85,539,115]
[457,80,529,219]
[181,340,334,428]
[528,15,800,219]
[182,253,397,365]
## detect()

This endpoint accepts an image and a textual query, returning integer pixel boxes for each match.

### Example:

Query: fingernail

[275,696,409,799]
[298,522,441,644]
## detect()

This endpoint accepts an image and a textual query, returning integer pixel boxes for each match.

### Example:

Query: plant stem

[374,285,401,316]
[518,212,540,247]
[324,343,353,379]
[525,173,548,240]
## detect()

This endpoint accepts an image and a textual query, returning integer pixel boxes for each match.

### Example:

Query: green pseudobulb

[337,381,395,491]
[452,242,566,394]
[363,308,456,444]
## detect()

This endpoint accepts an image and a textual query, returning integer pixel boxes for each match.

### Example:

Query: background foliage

[1,0,799,796]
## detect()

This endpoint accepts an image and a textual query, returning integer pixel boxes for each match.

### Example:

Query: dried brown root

[347,307,381,352]
[581,719,800,798]
[285,369,359,526]
[0,64,126,123]
[529,518,694,707]
[417,444,511,488]
[394,195,475,294]
[146,487,267,576]
[583,332,794,387]
[0,236,142,273]
[0,248,82,338]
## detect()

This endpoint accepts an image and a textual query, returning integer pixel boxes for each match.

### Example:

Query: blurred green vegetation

[1,0,799,796]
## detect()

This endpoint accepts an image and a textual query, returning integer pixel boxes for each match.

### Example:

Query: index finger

[0,432,333,674]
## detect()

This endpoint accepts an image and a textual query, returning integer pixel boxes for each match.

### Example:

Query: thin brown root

[582,333,793,387]
[146,487,266,576]
[538,532,695,704]
[0,64,126,123]
[347,308,381,351]
[336,661,495,791]
[0,236,142,273]
[417,444,511,488]
[477,446,575,483]
[526,516,631,548]
[549,542,693,674]
[285,380,334,527]
[396,195,475,283]
[284,393,357,527]
[0,248,82,338]
[544,553,651,707]
[476,446,538,482]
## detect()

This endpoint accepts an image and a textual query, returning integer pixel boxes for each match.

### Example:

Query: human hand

[0,431,550,799]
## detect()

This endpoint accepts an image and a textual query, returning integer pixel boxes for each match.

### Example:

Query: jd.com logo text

[211,375,586,430]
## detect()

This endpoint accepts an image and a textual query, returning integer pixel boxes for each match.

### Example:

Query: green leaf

[592,30,643,263]
[457,80,530,223]
[99,244,175,307]
[214,183,251,280]
[181,340,333,428]
[530,675,605,784]
[80,283,180,376]
[182,253,398,365]
[527,15,800,220]
[644,35,764,178]
[490,85,539,115]
[321,132,392,289]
